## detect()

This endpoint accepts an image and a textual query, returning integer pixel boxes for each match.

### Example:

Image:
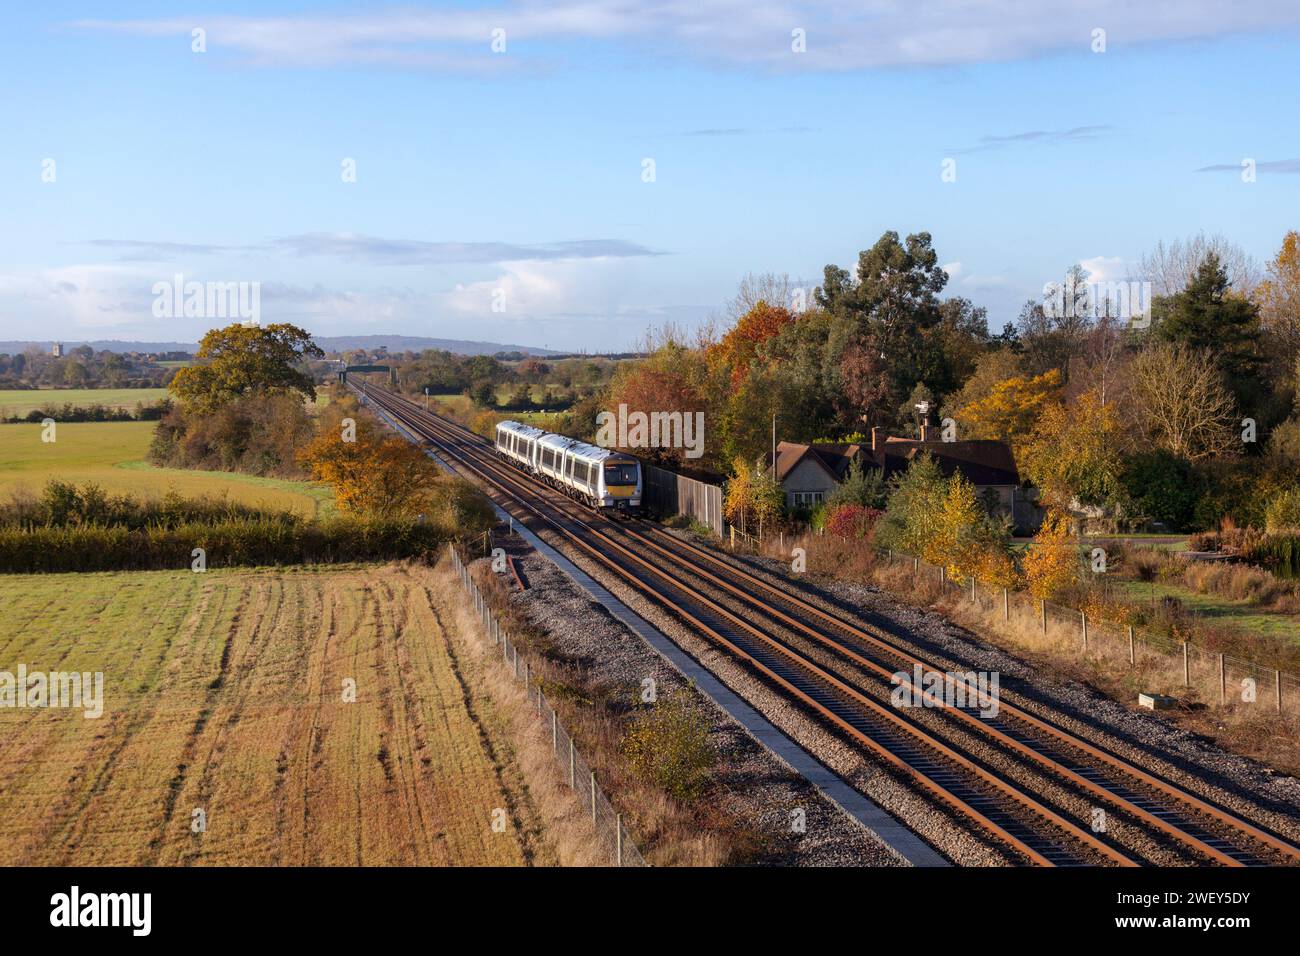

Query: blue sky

[2,1,1298,351]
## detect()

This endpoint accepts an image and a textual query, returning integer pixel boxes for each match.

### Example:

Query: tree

[875,454,947,556]
[1120,450,1197,530]
[816,231,956,418]
[954,368,1062,458]
[170,323,322,412]
[1023,510,1079,602]
[1020,389,1125,511]
[1153,253,1263,412]
[1128,342,1236,462]
[826,458,888,511]
[722,456,782,538]
[1254,230,1300,368]
[298,416,442,520]
[707,300,798,388]
[1137,232,1258,298]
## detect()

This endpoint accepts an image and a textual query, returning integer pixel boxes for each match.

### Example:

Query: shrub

[825,503,880,540]
[1264,487,1300,533]
[622,688,716,802]
[1120,449,1196,530]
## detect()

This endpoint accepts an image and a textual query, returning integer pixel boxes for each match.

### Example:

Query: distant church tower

[51,342,62,357]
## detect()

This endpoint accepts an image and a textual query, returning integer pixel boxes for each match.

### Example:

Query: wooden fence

[642,463,724,538]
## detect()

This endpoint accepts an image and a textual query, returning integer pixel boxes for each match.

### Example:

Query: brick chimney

[920,422,930,442]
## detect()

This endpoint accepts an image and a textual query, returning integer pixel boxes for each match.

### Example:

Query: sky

[1,1,1298,352]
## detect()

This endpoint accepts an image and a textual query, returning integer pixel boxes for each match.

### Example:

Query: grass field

[0,421,332,515]
[1114,578,1300,640]
[0,563,547,865]
[0,387,169,417]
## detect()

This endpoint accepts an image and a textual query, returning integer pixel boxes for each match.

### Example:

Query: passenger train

[494,420,643,513]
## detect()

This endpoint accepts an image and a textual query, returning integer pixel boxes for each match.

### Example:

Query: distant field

[1114,578,1300,641]
[0,387,169,417]
[0,564,542,865]
[0,421,331,515]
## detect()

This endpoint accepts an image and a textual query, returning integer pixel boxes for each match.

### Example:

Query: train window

[603,462,639,486]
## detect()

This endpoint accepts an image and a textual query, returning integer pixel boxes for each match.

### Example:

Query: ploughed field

[0,564,538,865]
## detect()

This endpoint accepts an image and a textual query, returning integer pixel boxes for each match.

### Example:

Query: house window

[789,491,824,508]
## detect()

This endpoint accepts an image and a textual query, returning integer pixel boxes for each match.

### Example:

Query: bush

[149,392,314,477]
[0,514,455,573]
[1120,449,1196,530]
[622,688,716,802]
[1264,487,1300,533]
[824,503,880,540]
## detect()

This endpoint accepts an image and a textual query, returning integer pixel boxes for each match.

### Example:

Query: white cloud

[73,2,1300,73]
[1080,255,1128,283]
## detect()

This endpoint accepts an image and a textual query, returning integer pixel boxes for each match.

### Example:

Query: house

[772,426,1032,527]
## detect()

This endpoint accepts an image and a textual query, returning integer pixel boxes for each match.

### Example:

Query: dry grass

[0,563,547,865]
[873,560,1300,777]
[458,559,765,866]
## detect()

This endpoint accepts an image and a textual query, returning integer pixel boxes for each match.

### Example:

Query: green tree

[875,454,947,556]
[1154,253,1264,411]
[826,458,887,510]
[170,323,322,412]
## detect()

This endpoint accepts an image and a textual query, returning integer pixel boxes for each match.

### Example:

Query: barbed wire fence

[448,545,646,867]
[876,548,1298,716]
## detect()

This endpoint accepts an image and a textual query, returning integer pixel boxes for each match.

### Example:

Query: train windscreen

[603,462,639,486]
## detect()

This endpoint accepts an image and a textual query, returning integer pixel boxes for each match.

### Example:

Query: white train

[495,420,643,513]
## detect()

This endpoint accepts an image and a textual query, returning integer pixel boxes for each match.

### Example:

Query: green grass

[0,421,332,516]
[0,387,169,416]
[1114,578,1300,640]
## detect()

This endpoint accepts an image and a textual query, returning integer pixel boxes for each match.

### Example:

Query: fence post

[569,739,575,788]
[1218,654,1225,706]
[730,526,735,549]
[616,813,624,867]
[590,772,598,825]
[1081,611,1088,651]
[1182,642,1190,687]
[1277,670,1284,715]
[939,566,945,585]
[1041,601,1047,634]
[551,708,558,752]
[1002,587,1009,621]
[1127,625,1135,665]
[971,578,976,603]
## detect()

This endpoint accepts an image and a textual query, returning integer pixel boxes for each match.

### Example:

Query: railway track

[358,382,1300,868]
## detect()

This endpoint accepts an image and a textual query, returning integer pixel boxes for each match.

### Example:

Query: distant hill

[0,335,557,357]
[313,335,557,356]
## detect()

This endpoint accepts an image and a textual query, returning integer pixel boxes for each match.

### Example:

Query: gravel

[493,535,910,866]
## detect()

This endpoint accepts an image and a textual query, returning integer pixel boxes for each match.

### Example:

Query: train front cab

[601,454,642,514]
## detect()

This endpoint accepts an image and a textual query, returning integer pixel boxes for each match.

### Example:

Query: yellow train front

[595,451,642,514]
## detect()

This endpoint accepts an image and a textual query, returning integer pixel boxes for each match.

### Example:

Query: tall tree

[1153,253,1264,413]
[1254,230,1300,375]
[170,323,322,412]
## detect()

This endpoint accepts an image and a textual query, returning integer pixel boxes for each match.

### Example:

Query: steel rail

[359,384,1141,866]
[382,386,1300,868]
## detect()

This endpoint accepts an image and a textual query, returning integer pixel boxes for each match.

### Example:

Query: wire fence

[448,545,646,867]
[876,548,1299,715]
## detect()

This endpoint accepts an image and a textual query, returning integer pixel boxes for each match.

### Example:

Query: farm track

[360,383,1300,868]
